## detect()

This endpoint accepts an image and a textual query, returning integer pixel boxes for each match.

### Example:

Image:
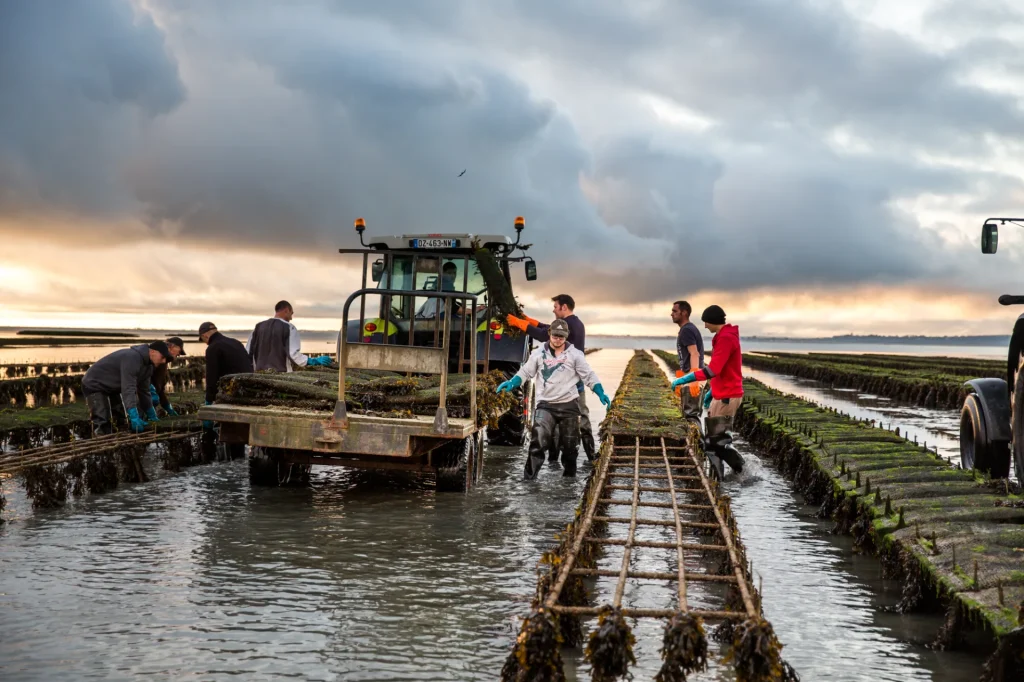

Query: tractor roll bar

[334,288,479,434]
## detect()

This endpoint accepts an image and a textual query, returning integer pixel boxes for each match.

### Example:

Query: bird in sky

[458,169,466,177]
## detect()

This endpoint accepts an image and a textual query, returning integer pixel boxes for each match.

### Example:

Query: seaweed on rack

[656,611,708,682]
[585,606,636,682]
[500,608,566,682]
[599,350,694,442]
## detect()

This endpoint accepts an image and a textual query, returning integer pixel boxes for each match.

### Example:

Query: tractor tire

[961,394,1011,478]
[249,446,279,486]
[249,447,311,487]
[436,436,475,492]
[488,380,531,447]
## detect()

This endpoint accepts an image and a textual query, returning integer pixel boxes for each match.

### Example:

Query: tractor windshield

[379,255,487,321]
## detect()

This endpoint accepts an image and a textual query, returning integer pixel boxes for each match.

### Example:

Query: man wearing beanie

[496,318,612,480]
[671,305,745,474]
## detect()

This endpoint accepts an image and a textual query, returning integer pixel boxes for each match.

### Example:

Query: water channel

[0,350,987,680]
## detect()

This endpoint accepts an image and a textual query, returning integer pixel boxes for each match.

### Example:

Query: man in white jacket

[247,301,331,372]
[496,319,612,479]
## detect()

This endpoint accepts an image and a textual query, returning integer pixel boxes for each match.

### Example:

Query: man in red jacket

[671,305,745,473]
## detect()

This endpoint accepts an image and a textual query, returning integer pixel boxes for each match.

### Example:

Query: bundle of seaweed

[599,350,694,441]
[724,618,797,682]
[656,611,708,682]
[500,608,566,682]
[585,606,636,682]
[215,367,517,427]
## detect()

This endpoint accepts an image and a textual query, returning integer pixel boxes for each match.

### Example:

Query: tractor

[959,217,1024,482]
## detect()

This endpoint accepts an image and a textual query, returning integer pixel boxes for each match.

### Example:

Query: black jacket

[526,314,586,353]
[82,344,155,412]
[206,332,254,403]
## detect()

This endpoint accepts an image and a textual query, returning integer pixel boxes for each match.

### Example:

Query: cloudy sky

[3,0,1024,337]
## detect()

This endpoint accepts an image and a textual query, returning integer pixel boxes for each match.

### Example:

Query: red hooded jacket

[692,324,743,399]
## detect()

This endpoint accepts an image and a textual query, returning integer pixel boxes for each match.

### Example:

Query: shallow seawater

[0,350,987,680]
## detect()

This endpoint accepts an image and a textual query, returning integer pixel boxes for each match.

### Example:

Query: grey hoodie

[514,343,600,405]
[81,344,155,413]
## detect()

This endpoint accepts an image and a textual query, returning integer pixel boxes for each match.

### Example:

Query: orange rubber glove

[688,382,702,398]
[506,314,529,332]
[674,370,684,397]
[523,314,540,327]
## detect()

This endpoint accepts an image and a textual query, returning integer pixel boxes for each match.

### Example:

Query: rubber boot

[704,415,744,474]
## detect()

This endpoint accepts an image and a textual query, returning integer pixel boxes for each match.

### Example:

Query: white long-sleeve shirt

[514,343,600,405]
[246,318,309,372]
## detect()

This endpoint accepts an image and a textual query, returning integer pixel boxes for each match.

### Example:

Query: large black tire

[962,394,1011,478]
[249,446,279,486]
[488,380,531,447]
[248,447,311,486]
[436,436,475,492]
[1011,365,1024,483]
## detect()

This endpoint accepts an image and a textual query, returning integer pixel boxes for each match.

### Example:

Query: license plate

[411,238,460,249]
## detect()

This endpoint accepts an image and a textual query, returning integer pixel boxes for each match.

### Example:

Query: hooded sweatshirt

[81,344,156,412]
[691,324,743,399]
[514,342,600,406]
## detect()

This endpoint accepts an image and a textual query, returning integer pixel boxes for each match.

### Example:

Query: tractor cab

[338,218,537,376]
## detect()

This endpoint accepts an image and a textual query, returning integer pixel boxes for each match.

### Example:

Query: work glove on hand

[127,408,148,433]
[703,387,714,410]
[307,355,331,367]
[593,383,612,408]
[674,370,684,397]
[688,382,702,398]
[144,406,159,422]
[496,375,523,394]
[505,314,530,332]
[149,385,160,405]
[671,372,697,389]
[165,406,179,417]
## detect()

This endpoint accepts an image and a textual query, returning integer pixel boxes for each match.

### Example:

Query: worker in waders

[82,341,173,436]
[671,305,745,474]
[670,300,706,428]
[496,319,611,480]
[506,294,596,463]
[199,321,254,455]
[247,300,332,372]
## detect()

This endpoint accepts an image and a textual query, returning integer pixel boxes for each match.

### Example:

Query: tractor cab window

[378,255,487,321]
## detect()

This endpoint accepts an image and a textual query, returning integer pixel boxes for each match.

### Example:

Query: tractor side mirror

[371,259,385,282]
[982,222,998,254]
[525,260,537,281]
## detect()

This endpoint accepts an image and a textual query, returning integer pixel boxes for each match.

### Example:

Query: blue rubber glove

[149,385,160,405]
[165,406,179,417]
[496,375,523,394]
[127,407,148,433]
[703,386,713,410]
[307,355,331,367]
[203,400,214,429]
[671,372,697,389]
[593,383,611,408]
[144,406,159,422]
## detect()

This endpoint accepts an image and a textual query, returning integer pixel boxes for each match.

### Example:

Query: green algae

[736,377,1024,650]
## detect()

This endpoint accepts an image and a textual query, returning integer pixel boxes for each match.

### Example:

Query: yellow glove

[506,314,530,332]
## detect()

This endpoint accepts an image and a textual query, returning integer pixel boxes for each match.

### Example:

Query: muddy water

[0,350,984,681]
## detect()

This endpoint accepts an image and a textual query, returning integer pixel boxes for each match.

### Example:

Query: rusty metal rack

[0,427,199,476]
[545,434,757,622]
[502,350,793,681]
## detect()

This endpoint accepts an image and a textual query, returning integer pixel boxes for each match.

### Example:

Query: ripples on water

[0,351,986,680]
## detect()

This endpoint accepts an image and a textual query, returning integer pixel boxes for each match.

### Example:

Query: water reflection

[0,350,987,681]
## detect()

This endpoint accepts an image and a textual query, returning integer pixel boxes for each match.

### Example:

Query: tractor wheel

[249,447,311,486]
[488,380,531,447]
[961,394,1011,478]
[436,436,475,492]
[249,446,279,486]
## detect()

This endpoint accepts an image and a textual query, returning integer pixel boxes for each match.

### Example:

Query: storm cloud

[2,0,1024,323]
